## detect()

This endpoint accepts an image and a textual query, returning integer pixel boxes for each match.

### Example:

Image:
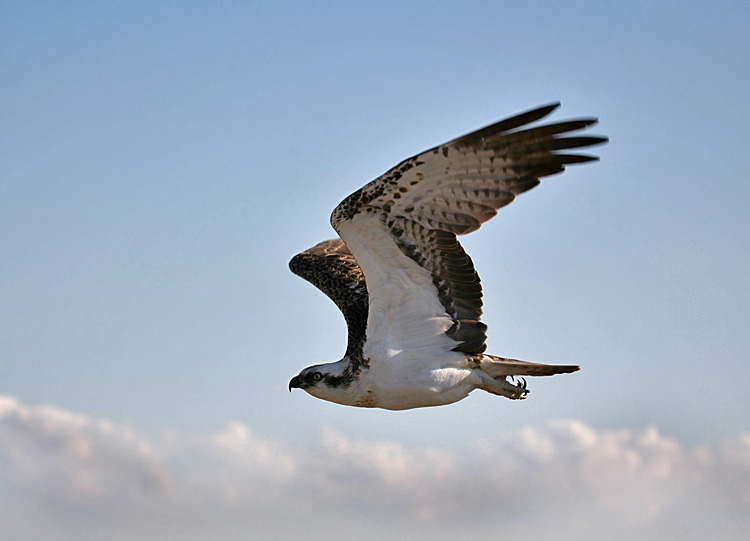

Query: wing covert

[289,239,368,358]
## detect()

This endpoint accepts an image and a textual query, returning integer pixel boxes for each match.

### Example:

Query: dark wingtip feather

[480,102,562,136]
[584,135,608,146]
[501,102,561,129]
[444,102,563,148]
[558,154,600,164]
[572,117,599,128]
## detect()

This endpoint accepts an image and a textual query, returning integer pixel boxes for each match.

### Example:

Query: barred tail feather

[480,354,579,377]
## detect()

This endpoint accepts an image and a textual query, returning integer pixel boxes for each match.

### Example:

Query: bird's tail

[479,354,579,377]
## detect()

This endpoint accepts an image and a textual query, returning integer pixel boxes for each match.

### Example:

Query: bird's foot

[480,374,529,400]
[504,376,529,400]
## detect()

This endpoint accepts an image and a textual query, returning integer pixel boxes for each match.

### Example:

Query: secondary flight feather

[289,103,607,409]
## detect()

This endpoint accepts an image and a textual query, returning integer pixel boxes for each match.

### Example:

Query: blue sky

[2,1,749,539]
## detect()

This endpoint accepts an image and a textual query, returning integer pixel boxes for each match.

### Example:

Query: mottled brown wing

[331,103,607,354]
[289,239,368,358]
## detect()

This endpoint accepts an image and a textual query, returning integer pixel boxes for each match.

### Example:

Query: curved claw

[516,377,529,398]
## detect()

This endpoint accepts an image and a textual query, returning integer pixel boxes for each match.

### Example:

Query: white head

[288,359,364,406]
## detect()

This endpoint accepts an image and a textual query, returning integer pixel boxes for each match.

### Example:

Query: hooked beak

[288,375,302,392]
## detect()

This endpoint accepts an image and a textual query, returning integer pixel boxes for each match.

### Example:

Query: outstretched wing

[289,239,368,359]
[331,103,607,359]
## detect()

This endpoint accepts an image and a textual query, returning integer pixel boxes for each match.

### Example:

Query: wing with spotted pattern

[289,239,368,359]
[330,103,607,355]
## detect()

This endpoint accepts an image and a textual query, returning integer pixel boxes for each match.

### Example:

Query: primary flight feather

[289,103,607,409]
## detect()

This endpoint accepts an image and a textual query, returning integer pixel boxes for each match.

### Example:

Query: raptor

[289,103,607,409]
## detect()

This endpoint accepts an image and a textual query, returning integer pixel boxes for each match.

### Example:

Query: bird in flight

[289,103,607,409]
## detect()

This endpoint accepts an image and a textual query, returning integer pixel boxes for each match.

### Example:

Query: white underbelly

[357,351,478,410]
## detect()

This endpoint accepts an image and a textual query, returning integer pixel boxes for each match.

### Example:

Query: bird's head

[288,359,360,405]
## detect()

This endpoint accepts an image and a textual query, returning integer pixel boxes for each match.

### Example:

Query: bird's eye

[311,372,323,382]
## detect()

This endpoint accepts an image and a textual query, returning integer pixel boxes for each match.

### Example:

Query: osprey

[289,103,607,410]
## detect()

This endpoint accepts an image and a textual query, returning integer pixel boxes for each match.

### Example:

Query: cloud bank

[1,394,748,540]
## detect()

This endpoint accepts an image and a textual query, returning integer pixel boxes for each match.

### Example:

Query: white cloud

[1,395,748,540]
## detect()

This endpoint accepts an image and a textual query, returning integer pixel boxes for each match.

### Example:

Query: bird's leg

[477,373,529,400]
